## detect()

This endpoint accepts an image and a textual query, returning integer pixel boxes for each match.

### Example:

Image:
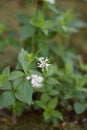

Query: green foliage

[20,23,35,40]
[15,80,33,105]
[9,71,24,80]
[74,102,87,114]
[13,102,25,116]
[0,0,87,125]
[0,92,15,109]
[18,48,30,73]
[0,20,21,53]
[0,20,7,35]
[55,10,87,36]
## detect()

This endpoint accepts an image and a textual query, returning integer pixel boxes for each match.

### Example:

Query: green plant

[0,0,87,125]
[0,48,87,124]
[0,20,21,53]
[0,48,62,123]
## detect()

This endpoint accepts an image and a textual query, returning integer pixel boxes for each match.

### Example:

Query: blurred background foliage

[0,0,87,70]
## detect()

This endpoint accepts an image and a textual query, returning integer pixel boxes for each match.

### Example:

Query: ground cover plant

[0,0,87,129]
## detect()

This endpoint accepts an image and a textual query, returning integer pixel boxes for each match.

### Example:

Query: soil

[0,109,87,130]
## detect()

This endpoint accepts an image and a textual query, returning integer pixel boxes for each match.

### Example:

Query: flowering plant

[0,0,87,125]
[0,48,63,123]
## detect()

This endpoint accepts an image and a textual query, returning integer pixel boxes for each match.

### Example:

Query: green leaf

[64,57,74,73]
[0,75,8,86]
[41,93,50,103]
[46,3,58,13]
[46,77,60,85]
[0,82,12,90]
[30,11,45,28]
[39,42,49,57]
[18,48,29,73]
[41,20,54,35]
[15,80,33,105]
[29,69,42,76]
[76,75,87,90]
[79,57,87,72]
[52,110,63,120]
[2,67,10,76]
[0,67,10,89]
[48,97,58,109]
[43,110,52,120]
[13,78,23,90]
[46,64,58,77]
[13,102,24,116]
[35,94,50,110]
[20,24,35,40]
[74,102,87,114]
[49,89,59,96]
[81,88,87,93]
[72,19,87,28]
[35,101,46,109]
[16,14,29,24]
[0,92,15,109]
[9,71,24,80]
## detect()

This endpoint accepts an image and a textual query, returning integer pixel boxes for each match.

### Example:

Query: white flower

[26,74,44,88]
[26,76,31,80]
[38,57,51,71]
[44,0,55,4]
[31,74,44,88]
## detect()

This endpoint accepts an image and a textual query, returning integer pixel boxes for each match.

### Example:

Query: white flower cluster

[44,0,55,4]
[26,74,43,88]
[31,74,43,88]
[38,57,51,71]
[26,57,50,87]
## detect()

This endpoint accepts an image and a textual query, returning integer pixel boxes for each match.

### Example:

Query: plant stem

[31,35,35,53]
[58,35,64,57]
